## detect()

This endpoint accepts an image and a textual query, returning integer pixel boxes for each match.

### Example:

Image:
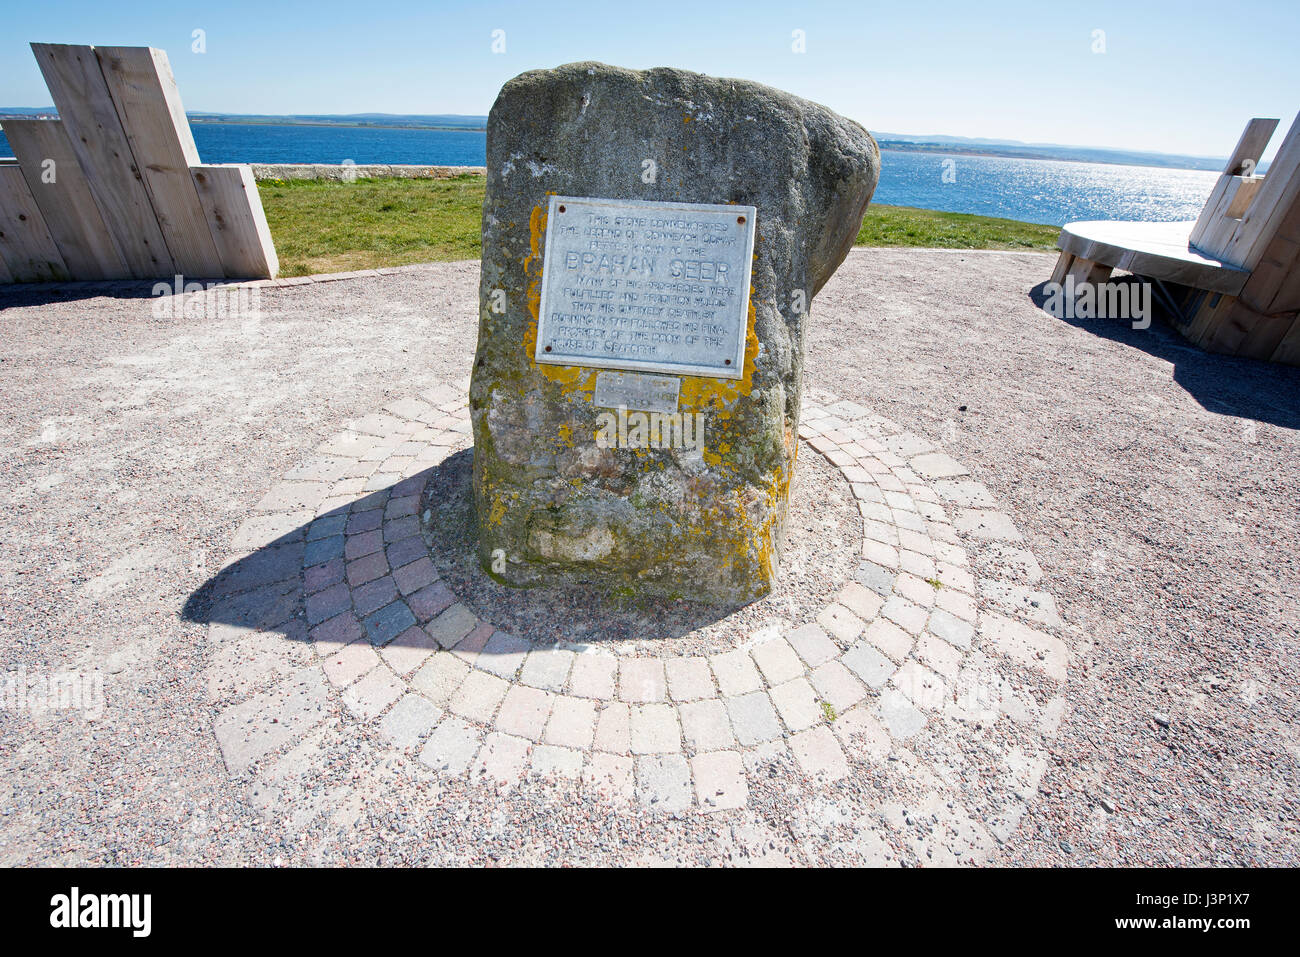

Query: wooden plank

[1,119,126,279]
[96,46,224,278]
[190,165,278,279]
[1224,118,1279,175]
[1219,112,1300,269]
[31,42,173,277]
[0,166,71,281]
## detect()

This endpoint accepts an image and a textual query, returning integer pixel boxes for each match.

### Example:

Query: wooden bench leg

[1050,251,1074,284]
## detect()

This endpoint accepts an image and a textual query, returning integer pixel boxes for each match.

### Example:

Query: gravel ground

[0,249,1295,866]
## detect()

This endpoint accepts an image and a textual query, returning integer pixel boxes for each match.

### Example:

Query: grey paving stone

[363,600,417,646]
[725,691,783,746]
[927,607,976,650]
[635,755,693,811]
[380,693,443,748]
[786,623,840,667]
[875,688,927,740]
[678,698,736,751]
[856,560,896,596]
[342,667,405,720]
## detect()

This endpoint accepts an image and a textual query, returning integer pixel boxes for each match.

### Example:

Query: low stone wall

[250,163,485,181]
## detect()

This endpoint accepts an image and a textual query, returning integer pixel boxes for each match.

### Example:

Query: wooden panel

[2,119,126,279]
[1270,315,1300,366]
[0,166,71,281]
[190,165,278,279]
[31,42,173,277]
[96,46,223,278]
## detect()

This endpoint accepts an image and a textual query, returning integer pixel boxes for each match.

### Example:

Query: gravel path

[0,249,1295,866]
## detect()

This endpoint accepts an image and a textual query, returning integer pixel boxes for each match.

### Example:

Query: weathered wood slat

[190,164,279,279]
[1,119,126,279]
[0,166,71,281]
[96,46,224,278]
[31,42,173,277]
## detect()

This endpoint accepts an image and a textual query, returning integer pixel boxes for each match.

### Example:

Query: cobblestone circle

[206,382,1071,859]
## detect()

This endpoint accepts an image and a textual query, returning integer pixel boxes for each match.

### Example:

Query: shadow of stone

[183,450,743,653]
[1028,277,1300,431]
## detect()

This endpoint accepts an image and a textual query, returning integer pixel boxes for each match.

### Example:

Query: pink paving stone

[817,602,865,643]
[569,654,618,699]
[899,549,938,579]
[385,535,427,569]
[691,751,748,810]
[345,529,384,561]
[448,670,510,722]
[544,696,597,749]
[630,703,681,754]
[936,562,975,593]
[891,660,948,711]
[408,581,456,621]
[384,516,421,542]
[810,660,868,712]
[864,618,915,663]
[310,611,363,654]
[304,558,344,595]
[678,699,736,751]
[346,509,384,534]
[321,639,380,687]
[495,685,555,742]
[393,556,438,595]
[916,632,963,680]
[750,639,804,686]
[832,704,892,761]
[472,732,532,786]
[342,666,404,719]
[618,659,667,703]
[665,656,715,701]
[838,581,884,620]
[786,623,840,668]
[790,725,850,780]
[593,702,631,753]
[384,494,419,519]
[883,596,929,636]
[935,587,979,623]
[306,582,351,625]
[897,528,935,556]
[380,625,437,676]
[895,572,938,608]
[583,752,635,803]
[352,576,399,617]
[346,551,389,588]
[861,539,899,569]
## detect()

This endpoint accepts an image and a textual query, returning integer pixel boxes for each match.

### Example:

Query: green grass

[257,175,483,276]
[855,204,1059,251]
[255,175,1060,275]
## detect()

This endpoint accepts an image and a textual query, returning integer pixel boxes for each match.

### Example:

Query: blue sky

[2,0,1297,159]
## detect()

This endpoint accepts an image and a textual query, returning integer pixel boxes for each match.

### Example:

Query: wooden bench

[0,43,276,283]
[1051,114,1300,365]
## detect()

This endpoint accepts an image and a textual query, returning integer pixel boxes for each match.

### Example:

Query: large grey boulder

[469,61,878,607]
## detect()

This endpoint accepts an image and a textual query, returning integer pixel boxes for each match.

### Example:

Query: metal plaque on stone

[534,196,756,379]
